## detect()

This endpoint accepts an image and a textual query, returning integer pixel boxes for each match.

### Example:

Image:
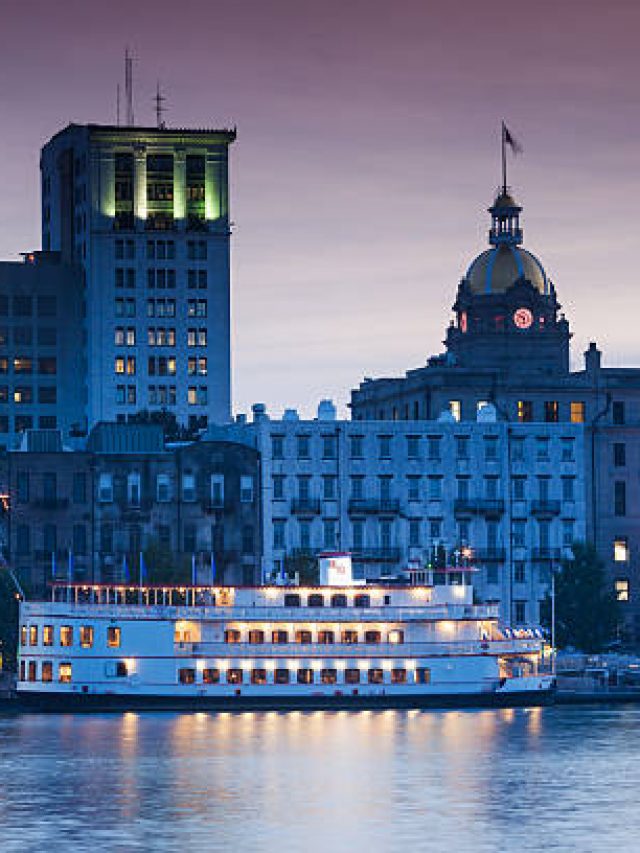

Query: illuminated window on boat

[354,594,370,608]
[28,661,36,681]
[60,626,73,647]
[318,630,335,644]
[331,594,347,608]
[321,668,338,684]
[368,668,384,684]
[203,668,220,684]
[251,669,267,685]
[41,662,53,683]
[43,625,53,646]
[29,625,38,646]
[179,668,195,684]
[227,668,243,684]
[307,593,324,608]
[416,668,431,684]
[275,669,290,684]
[248,630,264,644]
[284,593,301,608]
[614,539,629,562]
[391,668,407,684]
[19,661,25,681]
[116,661,128,677]
[615,579,630,603]
[365,630,381,644]
[58,663,72,683]
[341,629,358,644]
[107,627,121,648]
[295,630,312,644]
[272,630,289,644]
[297,668,314,684]
[80,626,94,648]
[387,630,404,644]
[224,629,241,644]
[345,669,360,684]
[20,626,27,646]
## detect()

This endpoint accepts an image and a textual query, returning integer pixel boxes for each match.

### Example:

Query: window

[449,400,461,421]
[321,668,337,684]
[58,663,72,684]
[179,668,196,684]
[517,400,533,422]
[456,436,469,459]
[612,401,625,425]
[203,668,220,684]
[272,630,289,644]
[365,630,381,644]
[72,472,87,503]
[29,625,38,646]
[570,401,585,423]
[416,668,431,684]
[248,630,265,644]
[13,356,33,374]
[345,669,360,685]
[60,626,73,647]
[273,475,285,500]
[274,669,290,684]
[296,434,310,459]
[427,436,441,461]
[614,443,626,467]
[350,435,364,458]
[80,626,94,648]
[562,520,574,547]
[107,627,121,648]
[391,668,407,684]
[272,435,284,460]
[318,630,334,644]
[514,562,526,584]
[512,477,525,501]
[428,476,442,500]
[240,475,254,503]
[210,474,224,508]
[614,538,629,563]
[351,476,364,500]
[98,473,113,503]
[227,669,243,685]
[513,520,526,548]
[323,519,336,549]
[297,669,313,684]
[157,473,171,502]
[43,625,53,646]
[354,594,370,608]
[407,436,420,459]
[273,520,285,550]
[536,437,550,460]
[308,593,324,608]
[561,439,575,462]
[322,435,337,459]
[615,481,626,517]
[615,579,630,602]
[407,476,421,502]
[368,668,384,684]
[42,662,53,683]
[182,473,196,502]
[544,401,559,423]
[284,593,300,607]
[514,600,527,624]
[127,472,141,506]
[224,629,241,644]
[73,524,87,556]
[562,477,575,502]
[484,437,498,460]
[251,669,267,685]
[341,629,358,644]
[409,519,421,548]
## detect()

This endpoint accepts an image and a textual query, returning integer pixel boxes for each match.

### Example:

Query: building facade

[0,252,84,450]
[40,123,235,431]
[350,186,640,637]
[218,402,586,626]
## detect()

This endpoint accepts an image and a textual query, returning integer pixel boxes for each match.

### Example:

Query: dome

[464,244,548,296]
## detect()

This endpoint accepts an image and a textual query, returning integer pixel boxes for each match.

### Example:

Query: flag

[503,122,523,155]
[67,550,74,584]
[210,551,216,585]
[51,551,57,580]
[191,553,196,586]
[139,551,146,586]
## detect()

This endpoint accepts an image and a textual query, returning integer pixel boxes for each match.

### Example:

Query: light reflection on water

[0,706,638,852]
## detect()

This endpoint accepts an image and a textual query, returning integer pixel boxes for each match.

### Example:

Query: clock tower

[445,189,570,374]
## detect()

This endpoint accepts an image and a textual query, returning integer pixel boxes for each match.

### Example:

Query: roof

[465,244,548,295]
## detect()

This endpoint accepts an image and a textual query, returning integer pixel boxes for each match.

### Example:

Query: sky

[1,0,640,418]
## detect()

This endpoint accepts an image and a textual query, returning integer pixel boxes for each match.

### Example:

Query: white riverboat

[16,565,554,711]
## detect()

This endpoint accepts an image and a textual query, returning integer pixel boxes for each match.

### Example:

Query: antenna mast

[116,83,121,127]
[124,48,135,126]
[155,81,167,129]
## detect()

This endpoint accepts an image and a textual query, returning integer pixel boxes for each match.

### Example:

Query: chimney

[585,342,601,379]
[251,403,268,423]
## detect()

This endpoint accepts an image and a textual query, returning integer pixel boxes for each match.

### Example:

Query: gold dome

[465,244,548,296]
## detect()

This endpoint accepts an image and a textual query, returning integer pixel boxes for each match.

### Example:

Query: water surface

[0,706,637,852]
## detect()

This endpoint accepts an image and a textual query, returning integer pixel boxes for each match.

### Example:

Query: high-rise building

[40,123,236,431]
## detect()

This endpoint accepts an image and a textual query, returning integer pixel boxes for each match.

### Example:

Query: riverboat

[16,566,554,711]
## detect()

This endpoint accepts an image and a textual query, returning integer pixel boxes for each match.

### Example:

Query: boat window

[80,626,94,648]
[179,668,195,684]
[365,630,381,644]
[354,594,370,608]
[297,668,314,684]
[295,630,312,644]
[225,629,241,643]
[391,668,407,684]
[345,668,360,684]
[284,594,301,607]
[19,661,25,681]
[275,669,290,684]
[388,629,404,644]
[248,630,265,644]
[107,627,121,648]
[321,668,337,684]
[28,661,37,681]
[341,629,358,644]
[368,668,384,684]
[251,669,267,685]
[226,668,243,684]
[331,594,347,607]
[58,662,72,683]
[318,630,334,644]
[41,662,53,683]
[203,668,220,684]
[416,667,431,684]
[29,626,38,646]
[43,625,53,646]
[307,594,324,607]
[60,626,73,647]
[20,626,27,647]
[116,661,128,677]
[272,630,289,644]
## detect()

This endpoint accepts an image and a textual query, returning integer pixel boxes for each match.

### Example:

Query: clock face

[460,311,467,333]
[513,307,533,329]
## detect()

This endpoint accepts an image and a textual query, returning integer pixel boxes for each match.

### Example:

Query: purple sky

[2,0,640,418]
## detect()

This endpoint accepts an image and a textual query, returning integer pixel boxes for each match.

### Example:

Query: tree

[0,568,22,672]
[142,539,191,585]
[541,542,619,653]
[284,553,319,586]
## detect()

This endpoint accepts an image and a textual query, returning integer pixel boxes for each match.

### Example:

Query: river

[0,706,637,852]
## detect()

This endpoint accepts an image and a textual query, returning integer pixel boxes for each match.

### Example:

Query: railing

[531,500,561,516]
[454,499,505,516]
[290,498,322,515]
[348,499,401,514]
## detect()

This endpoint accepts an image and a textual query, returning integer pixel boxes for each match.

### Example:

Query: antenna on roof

[124,48,135,126]
[116,83,121,127]
[154,81,166,129]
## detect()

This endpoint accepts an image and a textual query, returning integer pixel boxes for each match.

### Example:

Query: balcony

[352,547,401,563]
[454,499,504,516]
[531,548,562,562]
[475,548,506,562]
[348,499,401,515]
[291,498,322,515]
[531,500,561,517]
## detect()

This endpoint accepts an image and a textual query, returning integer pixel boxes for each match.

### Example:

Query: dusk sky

[1,0,639,418]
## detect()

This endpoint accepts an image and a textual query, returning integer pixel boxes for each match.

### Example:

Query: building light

[614,539,629,562]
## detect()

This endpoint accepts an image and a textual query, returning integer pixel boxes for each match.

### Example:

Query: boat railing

[178,639,542,657]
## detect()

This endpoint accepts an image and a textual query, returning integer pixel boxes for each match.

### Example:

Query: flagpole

[501,120,507,194]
